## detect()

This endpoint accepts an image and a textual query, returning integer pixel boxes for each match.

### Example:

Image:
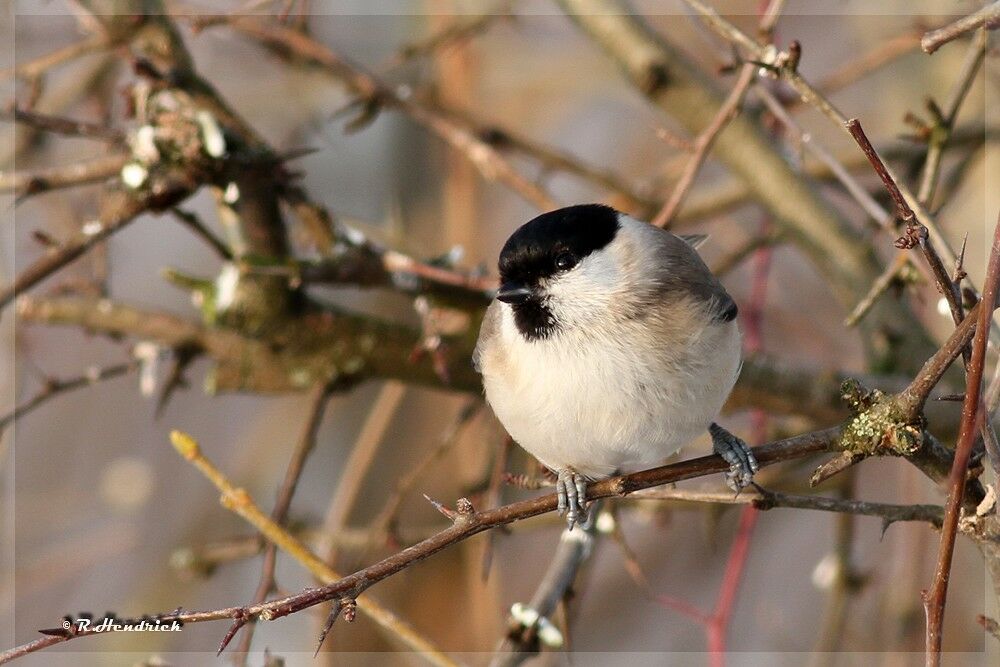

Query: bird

[473,204,758,529]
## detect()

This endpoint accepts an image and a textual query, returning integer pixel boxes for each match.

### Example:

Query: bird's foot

[709,422,759,492]
[555,468,589,531]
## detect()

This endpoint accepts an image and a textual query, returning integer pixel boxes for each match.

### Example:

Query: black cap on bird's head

[496,204,622,339]
[497,204,621,303]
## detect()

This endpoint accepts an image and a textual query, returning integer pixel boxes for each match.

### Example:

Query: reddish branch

[923,213,1000,665]
[845,119,965,332]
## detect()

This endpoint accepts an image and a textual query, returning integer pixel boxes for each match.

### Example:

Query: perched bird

[474,204,757,529]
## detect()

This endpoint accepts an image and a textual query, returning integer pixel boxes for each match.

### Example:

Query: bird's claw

[709,422,759,493]
[555,468,589,530]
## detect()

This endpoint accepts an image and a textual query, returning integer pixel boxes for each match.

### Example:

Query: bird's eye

[554,252,577,272]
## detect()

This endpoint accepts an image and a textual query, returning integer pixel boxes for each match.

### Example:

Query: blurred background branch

[2,1,996,664]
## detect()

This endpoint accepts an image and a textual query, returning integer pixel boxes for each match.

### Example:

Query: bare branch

[1,107,125,143]
[916,30,987,207]
[562,0,938,370]
[816,30,922,95]
[924,212,1000,664]
[0,359,138,435]
[0,178,195,309]
[921,2,1000,54]
[0,427,839,664]
[169,208,234,260]
[165,431,456,664]
[651,63,755,228]
[632,485,944,527]
[845,118,965,334]
[210,17,559,211]
[0,33,109,80]
[232,383,331,663]
[755,86,890,229]
[0,154,128,198]
[680,0,968,309]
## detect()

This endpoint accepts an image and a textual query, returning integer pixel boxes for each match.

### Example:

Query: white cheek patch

[544,249,622,328]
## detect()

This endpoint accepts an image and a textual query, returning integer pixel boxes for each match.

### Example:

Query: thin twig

[1,171,198,309]
[0,33,109,80]
[844,118,965,329]
[1,107,125,143]
[815,30,923,95]
[921,1,1000,54]
[211,17,559,211]
[923,212,1000,665]
[0,153,128,198]
[366,400,482,559]
[916,29,987,208]
[322,381,407,566]
[681,0,967,289]
[232,383,331,663]
[259,410,839,648]
[0,359,139,435]
[456,110,654,215]
[844,251,912,328]
[650,63,756,227]
[632,486,944,526]
[170,208,234,260]
[755,86,890,228]
[166,430,457,665]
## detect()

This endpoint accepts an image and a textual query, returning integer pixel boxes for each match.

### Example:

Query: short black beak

[496,282,533,305]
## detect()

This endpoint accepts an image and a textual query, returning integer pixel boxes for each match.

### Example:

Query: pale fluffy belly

[482,324,741,478]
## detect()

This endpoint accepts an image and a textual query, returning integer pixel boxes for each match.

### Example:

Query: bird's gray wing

[473,300,502,373]
[651,230,738,323]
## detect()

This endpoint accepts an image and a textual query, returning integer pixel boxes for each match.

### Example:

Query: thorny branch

[19,295,987,664]
[0,426,841,664]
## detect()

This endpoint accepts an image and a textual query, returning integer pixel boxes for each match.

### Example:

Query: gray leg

[709,422,759,491]
[555,468,589,531]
